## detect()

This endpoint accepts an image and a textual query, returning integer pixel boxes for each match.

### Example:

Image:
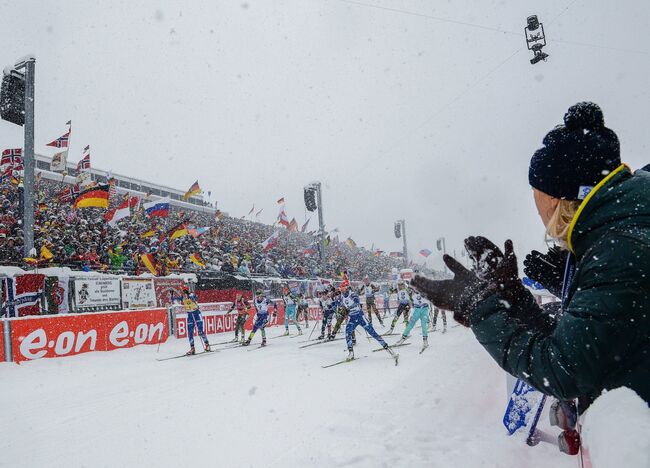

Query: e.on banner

[10,308,168,363]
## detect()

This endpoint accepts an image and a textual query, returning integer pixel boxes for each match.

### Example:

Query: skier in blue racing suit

[243,292,276,347]
[340,281,398,364]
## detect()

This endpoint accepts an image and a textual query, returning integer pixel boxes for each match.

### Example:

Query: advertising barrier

[153,278,186,307]
[9,308,168,363]
[73,277,121,311]
[121,277,156,309]
[3,296,329,363]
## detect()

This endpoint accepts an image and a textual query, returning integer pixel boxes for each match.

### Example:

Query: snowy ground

[1,323,573,468]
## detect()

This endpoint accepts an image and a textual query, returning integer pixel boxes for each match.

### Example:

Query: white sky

[1,0,649,270]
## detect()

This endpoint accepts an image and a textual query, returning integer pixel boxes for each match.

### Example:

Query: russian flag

[144,197,170,217]
[419,248,433,258]
[261,230,280,252]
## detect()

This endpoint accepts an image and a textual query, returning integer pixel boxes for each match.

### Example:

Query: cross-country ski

[371,343,412,352]
[321,356,367,368]
[299,337,345,349]
[156,350,217,362]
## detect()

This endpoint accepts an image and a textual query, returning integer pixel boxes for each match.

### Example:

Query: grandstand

[35,153,213,212]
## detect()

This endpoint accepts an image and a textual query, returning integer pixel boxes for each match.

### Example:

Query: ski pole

[308,316,319,340]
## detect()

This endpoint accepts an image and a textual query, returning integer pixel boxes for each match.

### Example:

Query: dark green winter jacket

[471,165,650,406]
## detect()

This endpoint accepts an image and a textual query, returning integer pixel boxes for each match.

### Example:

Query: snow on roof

[15,54,36,65]
[0,266,27,277]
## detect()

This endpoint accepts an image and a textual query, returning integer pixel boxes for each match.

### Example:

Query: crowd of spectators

[0,175,412,281]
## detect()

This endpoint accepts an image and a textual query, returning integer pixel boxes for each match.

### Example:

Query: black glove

[411,254,495,327]
[464,236,505,281]
[464,236,531,306]
[523,246,567,298]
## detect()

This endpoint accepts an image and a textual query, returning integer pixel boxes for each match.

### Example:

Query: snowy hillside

[0,325,573,468]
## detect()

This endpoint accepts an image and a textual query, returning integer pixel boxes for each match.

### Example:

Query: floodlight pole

[314,182,325,262]
[15,57,35,257]
[397,219,408,266]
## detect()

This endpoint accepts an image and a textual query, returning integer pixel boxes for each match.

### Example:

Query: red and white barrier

[2,299,327,363]
[8,308,168,363]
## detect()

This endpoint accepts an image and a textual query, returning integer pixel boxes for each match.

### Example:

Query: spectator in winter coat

[412,102,650,410]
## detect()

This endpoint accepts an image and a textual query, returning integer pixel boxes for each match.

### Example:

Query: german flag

[40,245,54,261]
[168,222,189,240]
[141,253,158,276]
[189,253,206,268]
[139,229,156,239]
[73,184,109,209]
[183,180,201,201]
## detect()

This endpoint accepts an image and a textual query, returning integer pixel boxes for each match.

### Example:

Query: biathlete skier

[330,293,354,344]
[359,276,384,326]
[340,281,398,364]
[296,293,310,328]
[243,292,277,347]
[388,281,412,334]
[318,288,341,340]
[431,307,447,333]
[382,288,391,319]
[227,294,250,343]
[282,287,302,336]
[171,286,210,355]
[394,292,430,352]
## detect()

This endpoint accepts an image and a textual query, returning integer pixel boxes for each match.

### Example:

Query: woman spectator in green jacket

[412,102,650,410]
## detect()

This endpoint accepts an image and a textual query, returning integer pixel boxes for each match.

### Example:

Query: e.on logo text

[108,320,165,348]
[19,328,97,360]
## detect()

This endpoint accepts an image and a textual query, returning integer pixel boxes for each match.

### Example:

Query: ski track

[0,326,572,468]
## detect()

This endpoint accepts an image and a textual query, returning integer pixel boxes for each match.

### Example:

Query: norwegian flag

[1,165,14,181]
[2,274,45,317]
[59,184,80,203]
[1,149,23,170]
[77,150,91,172]
[46,130,71,148]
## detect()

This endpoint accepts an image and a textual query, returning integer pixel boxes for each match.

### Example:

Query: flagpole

[63,122,71,184]
[314,182,325,265]
[442,237,447,274]
[400,219,408,267]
